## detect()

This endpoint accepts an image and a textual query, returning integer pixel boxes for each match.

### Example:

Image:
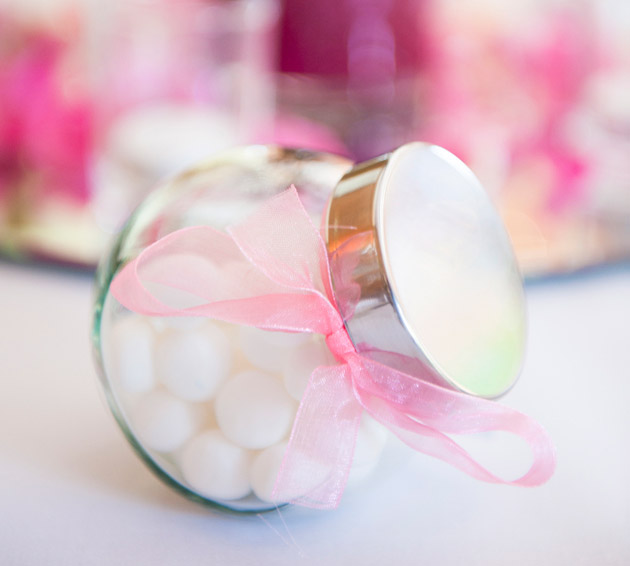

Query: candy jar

[92,143,546,513]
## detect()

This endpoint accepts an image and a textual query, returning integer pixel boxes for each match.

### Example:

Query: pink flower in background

[0,13,91,206]
[420,3,599,214]
[0,12,22,198]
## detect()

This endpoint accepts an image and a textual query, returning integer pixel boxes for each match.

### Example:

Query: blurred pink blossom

[0,14,91,206]
[420,4,599,213]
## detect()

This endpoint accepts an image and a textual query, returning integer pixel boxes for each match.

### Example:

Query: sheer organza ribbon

[111,186,556,509]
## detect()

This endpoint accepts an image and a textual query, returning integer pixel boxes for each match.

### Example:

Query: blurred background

[1,3,630,563]
[0,0,629,276]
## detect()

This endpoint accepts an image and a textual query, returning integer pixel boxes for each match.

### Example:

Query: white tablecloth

[1,261,629,565]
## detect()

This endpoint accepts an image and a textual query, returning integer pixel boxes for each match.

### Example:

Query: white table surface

[1,260,629,565]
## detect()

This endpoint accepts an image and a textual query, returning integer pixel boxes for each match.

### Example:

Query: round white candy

[112,316,155,394]
[156,324,231,401]
[215,371,296,450]
[130,390,198,453]
[282,338,336,401]
[249,441,331,503]
[180,430,251,501]
[239,327,307,373]
[249,442,288,503]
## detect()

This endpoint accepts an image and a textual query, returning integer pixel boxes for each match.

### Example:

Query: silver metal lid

[325,142,526,398]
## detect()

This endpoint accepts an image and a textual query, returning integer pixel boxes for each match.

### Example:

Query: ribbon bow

[111,186,556,509]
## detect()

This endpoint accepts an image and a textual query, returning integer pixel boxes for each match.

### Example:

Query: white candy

[250,416,388,502]
[239,326,308,373]
[180,430,252,501]
[156,324,231,401]
[130,391,198,453]
[282,338,335,401]
[215,371,296,450]
[249,442,288,503]
[146,279,212,332]
[347,413,389,486]
[250,441,331,503]
[112,316,156,394]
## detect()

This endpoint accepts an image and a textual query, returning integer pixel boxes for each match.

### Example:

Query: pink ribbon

[111,186,556,509]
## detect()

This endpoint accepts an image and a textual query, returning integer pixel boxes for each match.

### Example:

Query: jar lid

[326,142,526,398]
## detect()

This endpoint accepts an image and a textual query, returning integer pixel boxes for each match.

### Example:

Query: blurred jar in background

[276,0,428,160]
[88,0,279,234]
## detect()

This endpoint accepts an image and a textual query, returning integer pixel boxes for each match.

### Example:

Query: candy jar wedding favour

[92,143,553,513]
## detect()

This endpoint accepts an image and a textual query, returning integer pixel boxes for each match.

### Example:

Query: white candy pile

[109,315,389,505]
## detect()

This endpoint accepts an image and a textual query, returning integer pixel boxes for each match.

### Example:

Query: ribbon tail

[351,357,556,487]
[272,363,363,510]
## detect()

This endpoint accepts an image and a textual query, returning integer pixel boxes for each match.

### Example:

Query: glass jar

[93,146,353,511]
[92,143,525,512]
